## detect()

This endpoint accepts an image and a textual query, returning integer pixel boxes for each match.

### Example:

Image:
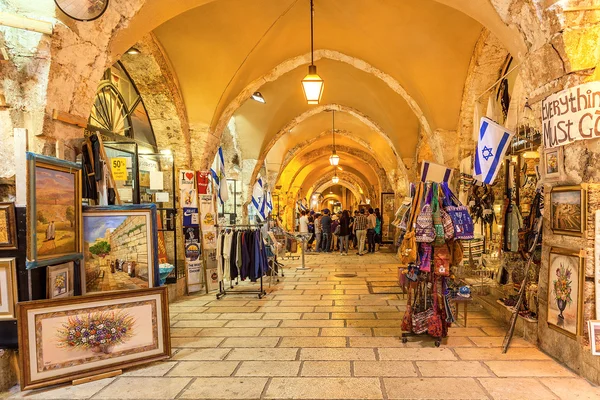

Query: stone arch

[312,181,365,205]
[307,171,376,204]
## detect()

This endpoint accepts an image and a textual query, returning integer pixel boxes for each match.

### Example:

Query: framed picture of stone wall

[550,185,587,237]
[0,202,17,250]
[547,247,584,338]
[17,286,170,390]
[0,258,18,320]
[26,153,82,269]
[47,262,75,299]
[81,205,159,294]
[543,147,562,181]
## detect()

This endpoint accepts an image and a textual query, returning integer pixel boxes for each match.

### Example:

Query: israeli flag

[265,191,273,214]
[210,147,229,204]
[474,117,515,185]
[252,177,266,220]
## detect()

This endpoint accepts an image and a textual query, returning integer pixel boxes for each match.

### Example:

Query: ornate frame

[26,153,83,269]
[543,147,562,182]
[0,258,18,320]
[550,184,587,237]
[0,202,17,250]
[17,286,170,390]
[547,247,584,339]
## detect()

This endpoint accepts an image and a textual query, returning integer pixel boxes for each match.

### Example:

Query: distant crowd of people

[298,208,383,256]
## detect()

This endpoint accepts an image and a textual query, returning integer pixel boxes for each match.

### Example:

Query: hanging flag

[474,117,515,185]
[210,147,229,204]
[252,177,266,220]
[265,191,273,215]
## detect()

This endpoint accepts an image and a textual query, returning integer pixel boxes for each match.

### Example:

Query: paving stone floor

[7,252,600,399]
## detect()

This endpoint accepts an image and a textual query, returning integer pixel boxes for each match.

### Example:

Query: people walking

[339,210,351,255]
[307,211,315,251]
[367,208,376,253]
[352,210,359,249]
[314,212,322,252]
[320,209,332,252]
[353,209,368,256]
[374,208,383,251]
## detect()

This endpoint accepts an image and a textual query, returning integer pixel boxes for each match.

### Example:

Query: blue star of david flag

[474,117,515,185]
[252,176,266,220]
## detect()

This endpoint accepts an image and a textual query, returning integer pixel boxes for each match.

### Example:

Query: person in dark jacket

[320,209,332,252]
[338,210,351,255]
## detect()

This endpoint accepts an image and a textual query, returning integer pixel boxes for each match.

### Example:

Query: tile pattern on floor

[6,252,600,399]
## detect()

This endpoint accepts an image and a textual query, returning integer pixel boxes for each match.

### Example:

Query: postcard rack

[215,223,267,299]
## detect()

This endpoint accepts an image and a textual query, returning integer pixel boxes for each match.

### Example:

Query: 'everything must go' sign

[543,81,600,148]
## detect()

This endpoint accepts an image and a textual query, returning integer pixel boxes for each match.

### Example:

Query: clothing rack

[215,223,267,299]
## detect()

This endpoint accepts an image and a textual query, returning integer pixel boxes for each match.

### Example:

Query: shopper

[374,208,383,251]
[307,211,315,251]
[320,209,332,252]
[339,210,351,255]
[314,213,322,252]
[352,210,359,249]
[367,207,376,253]
[331,215,340,252]
[299,210,309,233]
[354,208,368,256]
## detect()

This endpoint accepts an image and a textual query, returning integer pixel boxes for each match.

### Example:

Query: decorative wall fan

[54,0,109,22]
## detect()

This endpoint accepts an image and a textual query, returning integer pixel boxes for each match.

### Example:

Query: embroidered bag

[400,183,425,263]
[431,183,445,245]
[418,243,432,272]
[401,282,414,332]
[427,278,443,337]
[442,182,475,240]
[434,244,451,277]
[415,184,435,243]
[411,282,432,334]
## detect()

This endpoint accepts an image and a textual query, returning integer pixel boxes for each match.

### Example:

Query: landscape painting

[82,206,158,294]
[27,153,82,268]
[547,248,583,338]
[17,287,170,390]
[551,185,586,237]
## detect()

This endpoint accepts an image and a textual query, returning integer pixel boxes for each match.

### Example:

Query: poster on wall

[184,227,203,293]
[181,189,198,208]
[543,81,600,149]
[204,249,219,292]
[179,170,195,191]
[199,194,217,250]
[182,208,199,227]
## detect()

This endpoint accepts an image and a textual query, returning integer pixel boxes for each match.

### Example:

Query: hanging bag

[431,183,446,245]
[442,182,474,240]
[427,278,443,337]
[401,282,414,332]
[415,184,435,243]
[399,183,424,264]
[412,281,434,334]
[418,243,432,272]
[434,244,451,277]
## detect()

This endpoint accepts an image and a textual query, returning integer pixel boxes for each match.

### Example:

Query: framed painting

[380,192,396,243]
[17,286,170,390]
[550,185,587,237]
[589,321,600,355]
[0,202,17,250]
[547,247,584,338]
[81,205,159,294]
[0,258,18,320]
[47,262,75,299]
[543,147,562,181]
[26,153,82,269]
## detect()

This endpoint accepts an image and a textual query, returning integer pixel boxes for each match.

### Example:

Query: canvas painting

[547,248,583,337]
[0,203,17,249]
[550,185,587,237]
[47,262,75,299]
[82,205,158,294]
[17,287,170,390]
[544,148,561,180]
[27,153,82,269]
[589,321,600,355]
[0,258,18,320]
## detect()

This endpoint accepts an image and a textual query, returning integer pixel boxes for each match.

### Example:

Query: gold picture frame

[543,147,562,181]
[46,262,75,299]
[0,258,18,320]
[550,184,587,237]
[547,247,584,338]
[0,202,17,250]
[17,286,170,390]
[26,153,83,269]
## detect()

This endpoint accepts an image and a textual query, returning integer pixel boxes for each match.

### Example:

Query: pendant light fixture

[332,173,339,184]
[329,110,340,166]
[301,0,324,104]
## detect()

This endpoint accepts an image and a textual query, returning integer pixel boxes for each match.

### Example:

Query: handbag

[450,239,463,266]
[427,278,443,337]
[418,243,432,272]
[442,183,475,240]
[406,263,419,281]
[334,224,341,235]
[431,183,445,245]
[411,283,433,334]
[415,184,435,243]
[434,244,451,277]
[400,183,424,263]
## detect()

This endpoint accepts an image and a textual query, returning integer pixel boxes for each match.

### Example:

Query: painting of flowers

[47,262,74,299]
[547,248,583,337]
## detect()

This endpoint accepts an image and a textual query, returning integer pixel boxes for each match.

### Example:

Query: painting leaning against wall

[82,205,159,294]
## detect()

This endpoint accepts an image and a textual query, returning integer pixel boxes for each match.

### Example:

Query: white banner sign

[543,81,600,148]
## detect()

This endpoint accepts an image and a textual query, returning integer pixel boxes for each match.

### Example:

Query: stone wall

[109,215,149,281]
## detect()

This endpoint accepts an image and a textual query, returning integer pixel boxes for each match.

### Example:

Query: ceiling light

[337,166,343,171]
[160,149,172,156]
[522,151,539,159]
[126,47,140,55]
[251,92,266,104]
[329,110,340,166]
[332,174,339,184]
[301,0,324,104]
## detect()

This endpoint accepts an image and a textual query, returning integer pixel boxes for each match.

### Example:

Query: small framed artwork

[589,321,600,355]
[543,147,562,181]
[47,262,75,299]
[0,258,18,320]
[547,247,584,338]
[82,205,159,294]
[0,202,17,250]
[26,153,82,269]
[17,286,170,390]
[550,185,587,237]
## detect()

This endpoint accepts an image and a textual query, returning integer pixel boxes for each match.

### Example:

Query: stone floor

[7,252,600,399]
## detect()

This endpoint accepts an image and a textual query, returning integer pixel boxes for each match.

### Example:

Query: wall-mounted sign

[111,157,128,181]
[543,81,600,148]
